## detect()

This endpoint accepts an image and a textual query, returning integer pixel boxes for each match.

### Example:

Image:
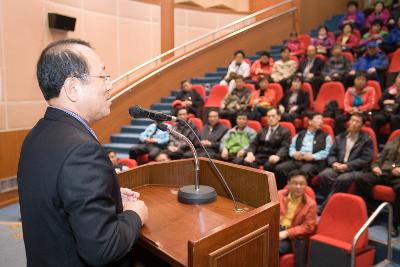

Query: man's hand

[237,149,245,158]
[367,67,376,74]
[220,103,226,110]
[293,151,302,160]
[372,166,383,176]
[244,152,256,163]
[120,188,140,202]
[349,70,356,75]
[337,164,348,172]
[325,76,332,82]
[221,148,229,160]
[201,140,211,147]
[279,230,288,240]
[168,145,178,152]
[269,155,280,164]
[332,162,341,171]
[144,137,151,143]
[303,153,314,161]
[392,167,400,176]
[123,200,148,226]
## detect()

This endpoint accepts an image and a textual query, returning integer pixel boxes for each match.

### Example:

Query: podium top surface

[136,184,255,266]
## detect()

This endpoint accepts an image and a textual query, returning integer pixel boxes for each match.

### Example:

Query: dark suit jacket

[247,125,291,160]
[17,107,142,267]
[298,57,325,77]
[199,123,228,153]
[327,131,374,171]
[279,89,310,114]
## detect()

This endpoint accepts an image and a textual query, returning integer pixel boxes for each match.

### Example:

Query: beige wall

[0,0,245,131]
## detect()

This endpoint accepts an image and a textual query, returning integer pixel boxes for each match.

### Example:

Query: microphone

[129,105,179,122]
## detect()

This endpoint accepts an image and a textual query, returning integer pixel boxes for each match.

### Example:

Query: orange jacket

[250,59,274,81]
[344,86,375,113]
[249,89,276,108]
[278,189,317,239]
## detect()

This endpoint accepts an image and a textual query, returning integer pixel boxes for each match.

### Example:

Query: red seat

[361,127,378,161]
[219,119,232,129]
[298,34,311,48]
[314,82,345,113]
[321,124,335,141]
[289,55,300,66]
[204,85,228,109]
[315,54,328,61]
[136,154,149,165]
[117,158,137,168]
[189,117,203,132]
[309,193,375,267]
[244,83,255,93]
[191,84,206,101]
[388,48,400,73]
[366,80,382,110]
[378,123,391,135]
[388,129,400,142]
[342,51,355,64]
[247,120,262,133]
[279,253,294,267]
[302,82,314,108]
[268,83,284,107]
[303,117,336,133]
[279,121,296,139]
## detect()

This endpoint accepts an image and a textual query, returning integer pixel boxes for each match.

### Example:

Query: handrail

[351,202,393,267]
[109,6,297,102]
[110,0,295,96]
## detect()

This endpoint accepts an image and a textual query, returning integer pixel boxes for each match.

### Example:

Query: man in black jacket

[298,45,325,96]
[172,80,204,118]
[319,113,374,199]
[242,108,291,186]
[17,39,148,267]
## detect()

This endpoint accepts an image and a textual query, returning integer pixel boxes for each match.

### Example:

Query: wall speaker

[48,13,76,31]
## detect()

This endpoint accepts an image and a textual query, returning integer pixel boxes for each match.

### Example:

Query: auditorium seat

[342,51,354,64]
[247,120,262,133]
[117,158,137,168]
[279,122,296,139]
[191,84,206,101]
[309,193,375,267]
[268,83,284,107]
[189,117,203,132]
[219,119,232,129]
[298,34,311,48]
[244,83,255,93]
[314,82,345,114]
[204,85,228,109]
[366,80,382,110]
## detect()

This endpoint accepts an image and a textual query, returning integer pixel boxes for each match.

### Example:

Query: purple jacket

[365,9,391,27]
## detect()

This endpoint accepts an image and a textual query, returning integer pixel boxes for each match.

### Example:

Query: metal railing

[351,202,393,267]
[109,0,296,101]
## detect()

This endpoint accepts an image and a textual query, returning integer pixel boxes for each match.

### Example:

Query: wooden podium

[117,158,280,267]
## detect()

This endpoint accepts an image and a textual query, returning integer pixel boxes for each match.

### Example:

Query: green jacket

[220,126,257,154]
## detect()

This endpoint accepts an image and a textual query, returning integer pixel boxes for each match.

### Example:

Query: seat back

[366,80,382,110]
[117,158,137,168]
[318,193,369,250]
[279,121,296,139]
[342,52,354,64]
[244,83,255,93]
[191,84,206,101]
[247,120,262,133]
[362,126,378,161]
[289,55,300,66]
[302,82,314,109]
[204,85,228,108]
[321,124,335,141]
[298,34,311,48]
[189,117,203,132]
[388,48,400,73]
[388,129,400,143]
[268,83,284,107]
[314,82,345,113]
[219,119,232,129]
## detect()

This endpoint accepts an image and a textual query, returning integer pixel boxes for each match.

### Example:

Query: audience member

[220,112,256,163]
[196,110,228,159]
[165,108,200,160]
[340,1,365,30]
[275,112,332,185]
[318,113,374,203]
[154,152,171,162]
[271,47,298,90]
[220,76,251,125]
[250,51,274,82]
[360,19,388,49]
[365,1,391,28]
[107,149,130,173]
[129,122,169,161]
[382,16,400,53]
[312,26,334,56]
[248,77,276,121]
[371,73,400,133]
[336,23,360,52]
[244,108,291,187]
[220,50,250,92]
[279,76,310,124]
[298,45,325,96]
[322,45,352,83]
[172,80,204,118]
[337,72,376,133]
[284,31,306,57]
[356,136,400,237]
[279,170,317,260]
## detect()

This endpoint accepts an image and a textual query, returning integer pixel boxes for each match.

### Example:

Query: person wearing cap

[346,40,388,87]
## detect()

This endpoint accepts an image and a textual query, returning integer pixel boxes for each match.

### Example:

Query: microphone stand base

[178,185,217,205]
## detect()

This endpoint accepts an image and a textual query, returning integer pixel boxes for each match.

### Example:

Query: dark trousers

[249,106,269,121]
[275,159,324,187]
[184,148,221,160]
[279,238,309,267]
[356,173,400,225]
[319,168,364,197]
[371,111,400,133]
[281,112,301,124]
[305,76,324,98]
[219,109,239,126]
[129,143,162,161]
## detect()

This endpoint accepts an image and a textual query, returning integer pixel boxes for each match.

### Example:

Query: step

[103,143,133,154]
[369,224,400,265]
[161,96,175,103]
[271,44,283,50]
[191,77,220,84]
[248,56,258,62]
[151,103,172,111]
[111,133,141,144]
[131,118,154,126]
[374,260,400,267]
[121,125,148,134]
[216,67,228,72]
[205,72,225,78]
[171,90,180,97]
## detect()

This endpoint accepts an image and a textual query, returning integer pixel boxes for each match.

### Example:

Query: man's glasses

[87,75,111,84]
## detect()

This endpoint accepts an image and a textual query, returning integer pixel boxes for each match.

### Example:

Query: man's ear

[63,77,79,102]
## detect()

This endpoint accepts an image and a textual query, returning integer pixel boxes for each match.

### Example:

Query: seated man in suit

[242,108,291,187]
[172,80,204,118]
[356,136,400,237]
[297,45,325,96]
[220,111,257,164]
[279,170,317,262]
[319,113,374,201]
[275,112,333,186]
[165,107,200,160]
[129,122,170,161]
[196,109,229,159]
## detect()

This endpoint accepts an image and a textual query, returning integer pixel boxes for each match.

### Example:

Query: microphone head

[129,105,148,119]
